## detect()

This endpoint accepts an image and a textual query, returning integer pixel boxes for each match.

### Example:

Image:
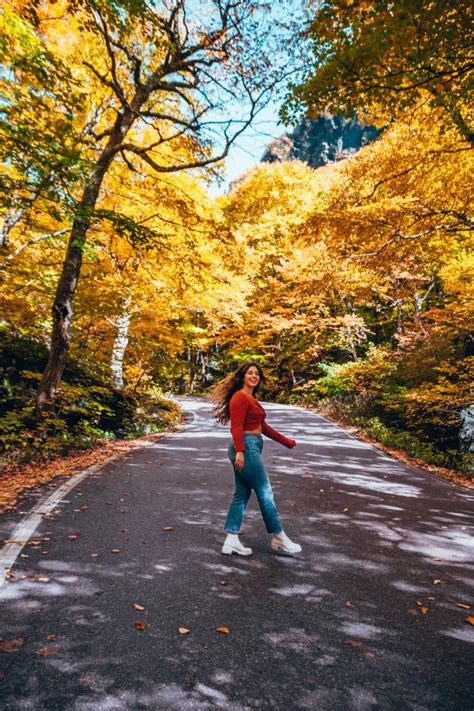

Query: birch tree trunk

[0,206,24,248]
[110,294,133,390]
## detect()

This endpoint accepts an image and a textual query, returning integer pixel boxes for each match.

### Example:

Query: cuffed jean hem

[223,526,283,535]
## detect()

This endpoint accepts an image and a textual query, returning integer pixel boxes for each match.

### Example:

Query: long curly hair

[210,361,267,425]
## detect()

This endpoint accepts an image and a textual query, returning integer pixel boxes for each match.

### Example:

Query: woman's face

[243,366,260,390]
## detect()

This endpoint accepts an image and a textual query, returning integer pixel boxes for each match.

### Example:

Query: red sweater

[229,390,296,452]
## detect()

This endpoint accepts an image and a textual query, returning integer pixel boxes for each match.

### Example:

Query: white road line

[0,409,191,587]
[0,457,117,587]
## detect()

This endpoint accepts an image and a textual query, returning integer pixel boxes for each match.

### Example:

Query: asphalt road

[1,397,473,710]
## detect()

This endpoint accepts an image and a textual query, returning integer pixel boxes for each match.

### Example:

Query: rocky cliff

[262,113,382,168]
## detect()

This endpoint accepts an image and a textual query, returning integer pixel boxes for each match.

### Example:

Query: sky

[215,100,287,193]
[200,0,308,195]
[183,0,309,195]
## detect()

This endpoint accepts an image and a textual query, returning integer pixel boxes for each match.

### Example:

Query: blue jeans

[224,434,283,535]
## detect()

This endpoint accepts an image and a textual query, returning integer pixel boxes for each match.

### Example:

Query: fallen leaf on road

[433,579,444,585]
[219,581,228,587]
[343,508,349,513]
[466,616,474,626]
[46,635,56,641]
[135,621,146,631]
[345,600,353,607]
[0,638,24,653]
[68,534,79,541]
[179,627,190,635]
[36,646,58,656]
[133,604,144,611]
[30,540,42,546]
[5,570,15,579]
[452,601,470,609]
[36,576,50,583]
[216,626,230,634]
[80,505,89,511]
[345,640,363,648]
[416,600,423,606]
[162,527,173,532]
[91,553,98,558]
[111,549,121,553]
[365,652,375,659]
[421,607,429,614]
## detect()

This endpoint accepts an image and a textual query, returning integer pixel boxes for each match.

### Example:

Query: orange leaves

[0,638,24,653]
[179,627,190,635]
[135,621,146,631]
[133,604,144,612]
[345,639,375,660]
[345,639,363,648]
[216,626,230,635]
[35,646,59,657]
[466,617,474,626]
[452,601,470,610]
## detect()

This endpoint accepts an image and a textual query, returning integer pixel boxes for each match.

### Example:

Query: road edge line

[0,456,119,586]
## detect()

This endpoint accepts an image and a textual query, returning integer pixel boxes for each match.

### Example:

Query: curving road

[0,398,473,710]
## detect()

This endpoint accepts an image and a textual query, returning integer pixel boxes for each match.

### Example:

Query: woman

[211,361,302,556]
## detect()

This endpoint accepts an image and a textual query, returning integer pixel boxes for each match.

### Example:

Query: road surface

[0,398,473,710]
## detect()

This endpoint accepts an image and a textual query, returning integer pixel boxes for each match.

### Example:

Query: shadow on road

[0,399,473,709]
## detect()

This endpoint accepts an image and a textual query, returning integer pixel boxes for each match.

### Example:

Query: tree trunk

[37,171,107,409]
[37,103,141,410]
[0,206,24,249]
[349,339,358,362]
[110,294,133,389]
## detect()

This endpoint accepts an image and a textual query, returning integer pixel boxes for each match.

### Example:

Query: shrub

[0,332,181,465]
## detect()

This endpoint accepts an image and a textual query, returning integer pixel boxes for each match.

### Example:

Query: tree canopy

[282,0,474,144]
[0,0,472,475]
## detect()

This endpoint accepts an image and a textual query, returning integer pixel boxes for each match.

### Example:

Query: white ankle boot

[221,533,253,556]
[271,531,302,554]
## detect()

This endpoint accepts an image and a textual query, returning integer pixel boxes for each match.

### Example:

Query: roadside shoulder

[298,403,474,491]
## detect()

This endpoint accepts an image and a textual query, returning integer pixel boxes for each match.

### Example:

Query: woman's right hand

[235,452,245,471]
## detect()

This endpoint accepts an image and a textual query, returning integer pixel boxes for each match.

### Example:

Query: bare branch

[1,228,69,266]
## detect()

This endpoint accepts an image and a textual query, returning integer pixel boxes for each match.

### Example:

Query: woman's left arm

[262,421,296,448]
